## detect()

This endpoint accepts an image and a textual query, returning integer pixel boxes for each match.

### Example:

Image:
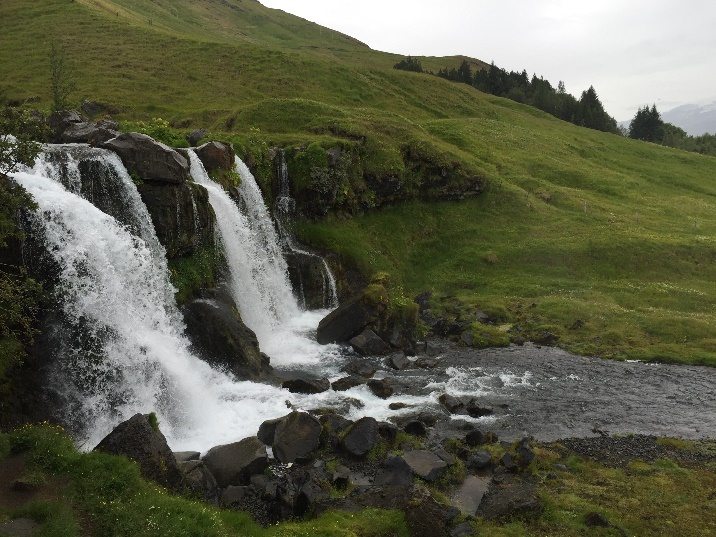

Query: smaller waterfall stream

[273,150,339,309]
[187,151,341,367]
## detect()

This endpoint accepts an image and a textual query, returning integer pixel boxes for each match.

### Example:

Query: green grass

[297,116,716,365]
[2,0,716,364]
[472,446,716,537]
[0,424,408,537]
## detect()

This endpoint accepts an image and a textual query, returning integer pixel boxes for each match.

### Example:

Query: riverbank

[1,425,713,537]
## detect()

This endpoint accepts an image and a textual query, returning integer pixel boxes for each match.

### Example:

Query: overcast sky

[261,0,716,120]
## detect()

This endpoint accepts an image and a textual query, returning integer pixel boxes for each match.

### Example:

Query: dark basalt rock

[59,120,120,145]
[94,413,183,490]
[281,376,330,394]
[477,474,542,520]
[465,398,493,418]
[387,354,411,370]
[319,413,353,450]
[202,437,268,487]
[285,251,334,310]
[467,451,493,471]
[367,378,394,399]
[272,412,322,464]
[220,485,250,507]
[341,417,380,457]
[137,181,214,259]
[187,129,207,147]
[102,132,190,184]
[48,110,83,139]
[342,359,377,378]
[178,459,219,502]
[316,292,386,344]
[349,328,391,356]
[374,456,414,486]
[402,450,448,482]
[465,430,486,447]
[377,421,398,442]
[331,375,365,392]
[439,393,464,414]
[195,141,234,174]
[404,420,427,437]
[257,417,282,446]
[183,290,272,381]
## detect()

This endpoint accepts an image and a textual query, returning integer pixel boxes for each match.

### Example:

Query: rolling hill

[2,0,716,365]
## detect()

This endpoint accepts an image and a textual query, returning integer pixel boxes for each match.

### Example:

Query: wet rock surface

[183,289,272,381]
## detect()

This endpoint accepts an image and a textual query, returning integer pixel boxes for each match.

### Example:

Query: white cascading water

[11,145,440,452]
[187,150,341,367]
[10,150,334,451]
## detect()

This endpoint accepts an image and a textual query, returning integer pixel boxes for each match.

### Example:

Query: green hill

[2,0,716,364]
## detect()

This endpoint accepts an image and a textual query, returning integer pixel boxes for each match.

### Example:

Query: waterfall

[272,149,339,309]
[187,152,299,342]
[10,153,308,451]
[10,145,426,452]
[31,145,167,269]
[186,151,341,367]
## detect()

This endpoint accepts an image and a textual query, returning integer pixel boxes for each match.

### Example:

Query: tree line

[395,57,618,134]
[628,105,716,156]
[394,57,716,156]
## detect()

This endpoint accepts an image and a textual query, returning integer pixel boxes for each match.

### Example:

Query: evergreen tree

[393,56,423,73]
[629,104,664,142]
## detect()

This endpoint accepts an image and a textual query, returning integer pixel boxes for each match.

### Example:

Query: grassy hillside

[2,0,716,365]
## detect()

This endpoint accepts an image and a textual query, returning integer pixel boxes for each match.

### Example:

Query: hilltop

[1,0,716,365]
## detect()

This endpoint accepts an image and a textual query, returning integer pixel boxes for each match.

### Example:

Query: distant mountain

[662,102,716,136]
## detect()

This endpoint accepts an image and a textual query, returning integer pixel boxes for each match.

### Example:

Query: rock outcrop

[93,413,183,490]
[285,251,335,310]
[195,141,235,174]
[137,180,214,259]
[182,287,273,381]
[202,437,268,488]
[101,133,190,184]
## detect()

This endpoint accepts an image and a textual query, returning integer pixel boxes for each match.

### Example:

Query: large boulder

[48,110,83,140]
[281,376,330,394]
[102,132,190,184]
[59,120,119,145]
[316,287,387,344]
[93,413,183,490]
[341,417,380,457]
[349,329,391,356]
[272,412,322,463]
[402,450,448,482]
[183,290,273,381]
[331,375,365,392]
[137,181,214,259]
[374,456,414,486]
[367,378,394,399]
[195,141,234,174]
[202,437,268,488]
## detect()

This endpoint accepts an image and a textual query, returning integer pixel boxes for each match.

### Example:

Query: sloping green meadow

[2,0,716,364]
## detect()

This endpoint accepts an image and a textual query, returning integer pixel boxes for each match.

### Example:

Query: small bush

[470,322,510,348]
